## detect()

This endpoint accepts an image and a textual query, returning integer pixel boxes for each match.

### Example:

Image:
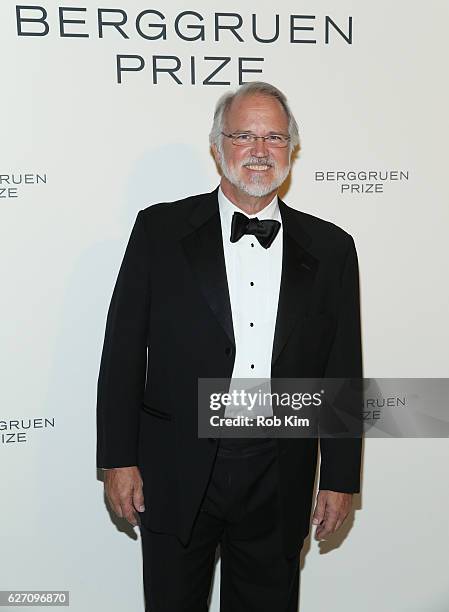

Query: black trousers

[140,439,301,612]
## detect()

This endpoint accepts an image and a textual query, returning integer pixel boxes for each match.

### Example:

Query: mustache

[242,156,275,167]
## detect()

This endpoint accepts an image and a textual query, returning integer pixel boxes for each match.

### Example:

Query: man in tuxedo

[97,81,363,611]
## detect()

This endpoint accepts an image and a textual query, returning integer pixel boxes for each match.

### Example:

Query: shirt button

[251,243,255,247]
[250,281,254,286]
[250,322,254,327]
[250,364,255,369]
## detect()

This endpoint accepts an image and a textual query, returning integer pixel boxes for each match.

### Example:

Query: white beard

[217,144,291,197]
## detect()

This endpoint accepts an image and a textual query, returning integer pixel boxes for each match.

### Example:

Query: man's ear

[211,143,220,164]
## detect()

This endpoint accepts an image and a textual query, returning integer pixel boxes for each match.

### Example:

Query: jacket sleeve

[96,211,151,468]
[318,235,364,493]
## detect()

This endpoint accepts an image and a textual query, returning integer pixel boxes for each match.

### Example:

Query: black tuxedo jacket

[96,186,363,558]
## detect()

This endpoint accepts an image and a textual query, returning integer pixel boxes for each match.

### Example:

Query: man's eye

[235,134,252,141]
[267,135,282,142]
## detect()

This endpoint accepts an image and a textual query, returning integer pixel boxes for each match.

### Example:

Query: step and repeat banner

[1,2,448,611]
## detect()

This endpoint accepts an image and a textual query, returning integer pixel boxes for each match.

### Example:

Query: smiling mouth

[244,164,272,171]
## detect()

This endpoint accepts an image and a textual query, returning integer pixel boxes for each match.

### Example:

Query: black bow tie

[230,211,281,249]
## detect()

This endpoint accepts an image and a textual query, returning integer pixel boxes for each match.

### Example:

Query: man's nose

[250,137,269,157]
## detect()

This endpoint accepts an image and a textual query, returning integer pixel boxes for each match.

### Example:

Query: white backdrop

[1,1,448,610]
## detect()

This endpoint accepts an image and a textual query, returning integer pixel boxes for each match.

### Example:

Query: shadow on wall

[126,142,216,215]
[36,143,212,540]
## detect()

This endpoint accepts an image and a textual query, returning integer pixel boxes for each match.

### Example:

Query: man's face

[214,93,292,198]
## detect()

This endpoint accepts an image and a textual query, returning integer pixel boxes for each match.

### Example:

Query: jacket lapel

[271,199,318,366]
[181,188,235,347]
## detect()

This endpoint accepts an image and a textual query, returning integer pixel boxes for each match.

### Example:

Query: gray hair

[209,81,300,153]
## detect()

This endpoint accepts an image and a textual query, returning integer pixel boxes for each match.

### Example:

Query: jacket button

[225,347,232,356]
[208,438,217,443]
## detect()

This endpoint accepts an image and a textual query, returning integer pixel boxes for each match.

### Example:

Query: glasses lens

[233,134,254,145]
[266,136,288,148]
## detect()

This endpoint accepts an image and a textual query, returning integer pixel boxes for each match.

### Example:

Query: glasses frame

[221,131,291,148]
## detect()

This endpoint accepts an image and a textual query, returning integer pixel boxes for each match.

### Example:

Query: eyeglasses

[221,132,291,148]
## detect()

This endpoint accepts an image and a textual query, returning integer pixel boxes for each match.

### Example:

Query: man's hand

[312,490,353,540]
[104,466,144,527]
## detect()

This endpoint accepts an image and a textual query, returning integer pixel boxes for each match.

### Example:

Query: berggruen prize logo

[0,416,55,444]
[314,169,409,194]
[0,172,47,199]
[15,6,355,85]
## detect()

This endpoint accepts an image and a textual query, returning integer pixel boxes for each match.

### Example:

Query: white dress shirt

[218,186,283,418]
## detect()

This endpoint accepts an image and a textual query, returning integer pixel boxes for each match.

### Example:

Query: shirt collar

[218,185,281,238]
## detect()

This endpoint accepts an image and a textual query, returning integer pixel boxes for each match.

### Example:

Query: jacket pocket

[141,401,172,421]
